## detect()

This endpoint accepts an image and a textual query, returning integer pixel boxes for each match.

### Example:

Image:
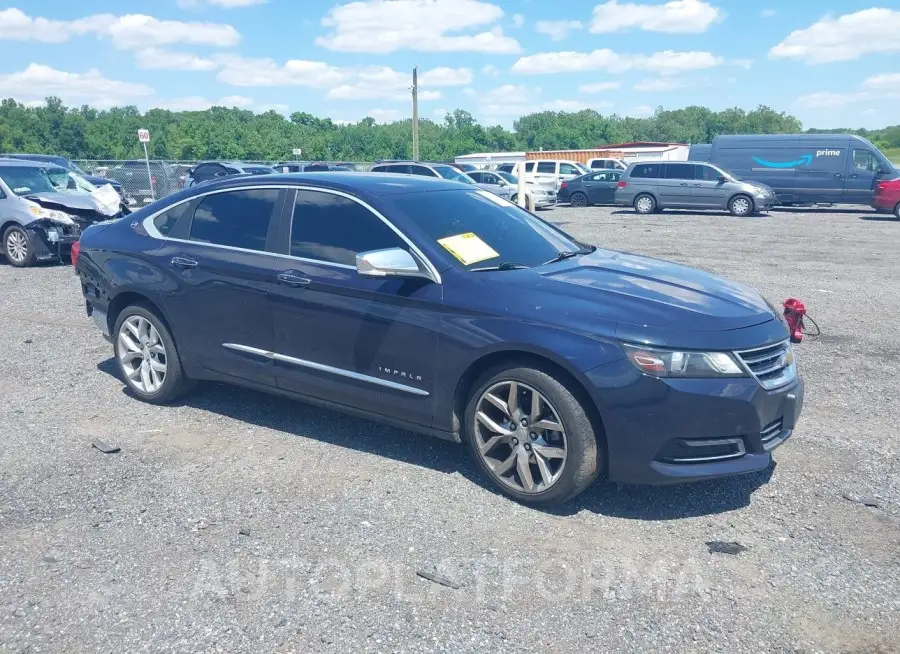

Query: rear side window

[525,162,535,172]
[153,201,192,236]
[189,189,279,251]
[290,190,404,266]
[631,163,660,178]
[664,164,694,179]
[536,161,555,174]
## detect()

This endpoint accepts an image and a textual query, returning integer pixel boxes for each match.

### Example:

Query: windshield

[392,189,584,270]
[67,161,88,176]
[496,171,519,184]
[0,166,57,195]
[432,165,476,184]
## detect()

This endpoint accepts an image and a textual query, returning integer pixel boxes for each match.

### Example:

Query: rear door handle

[277,271,311,287]
[171,256,198,269]
[834,173,843,177]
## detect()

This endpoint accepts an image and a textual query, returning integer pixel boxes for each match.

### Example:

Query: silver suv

[615,161,776,216]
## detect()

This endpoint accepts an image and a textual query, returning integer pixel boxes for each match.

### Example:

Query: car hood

[25,191,124,221]
[501,248,774,333]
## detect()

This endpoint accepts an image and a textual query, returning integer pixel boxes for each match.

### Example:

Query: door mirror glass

[356,247,430,280]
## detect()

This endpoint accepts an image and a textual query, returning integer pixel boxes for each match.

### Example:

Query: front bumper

[533,195,557,208]
[754,195,777,210]
[585,358,804,484]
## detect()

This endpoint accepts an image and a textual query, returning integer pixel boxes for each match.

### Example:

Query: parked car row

[74,170,804,506]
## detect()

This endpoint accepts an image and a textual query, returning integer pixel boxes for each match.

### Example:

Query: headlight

[26,203,76,226]
[622,343,745,378]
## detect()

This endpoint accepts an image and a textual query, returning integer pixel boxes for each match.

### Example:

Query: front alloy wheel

[4,226,34,267]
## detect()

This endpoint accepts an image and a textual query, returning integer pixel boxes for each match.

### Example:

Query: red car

[873,178,900,218]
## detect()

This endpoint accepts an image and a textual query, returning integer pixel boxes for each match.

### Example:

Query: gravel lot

[1,204,898,653]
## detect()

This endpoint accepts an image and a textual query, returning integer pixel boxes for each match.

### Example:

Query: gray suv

[615,161,776,216]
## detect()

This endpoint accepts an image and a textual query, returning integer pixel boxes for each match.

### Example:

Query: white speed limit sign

[138,129,150,143]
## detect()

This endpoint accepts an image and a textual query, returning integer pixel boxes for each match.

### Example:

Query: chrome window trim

[222,343,429,396]
[666,438,746,464]
[142,183,441,282]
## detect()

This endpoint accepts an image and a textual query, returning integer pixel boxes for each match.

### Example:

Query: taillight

[151,175,157,186]
[71,240,80,268]
[617,181,627,188]
[559,181,568,189]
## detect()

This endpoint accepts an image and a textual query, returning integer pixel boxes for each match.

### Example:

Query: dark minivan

[75,172,803,505]
[689,134,898,205]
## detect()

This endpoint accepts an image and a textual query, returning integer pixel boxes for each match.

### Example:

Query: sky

[0,0,898,129]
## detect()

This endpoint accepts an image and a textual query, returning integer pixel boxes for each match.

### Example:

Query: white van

[588,157,627,171]
[496,160,588,189]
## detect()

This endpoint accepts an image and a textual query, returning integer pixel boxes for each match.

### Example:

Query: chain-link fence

[74,160,374,206]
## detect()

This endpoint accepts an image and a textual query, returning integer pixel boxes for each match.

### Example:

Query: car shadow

[859,214,898,222]
[97,359,773,521]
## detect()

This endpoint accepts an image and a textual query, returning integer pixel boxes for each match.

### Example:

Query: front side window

[391,189,582,271]
[631,163,660,179]
[536,161,555,174]
[291,190,404,266]
[852,149,877,172]
[695,164,727,181]
[410,165,438,177]
[189,189,278,251]
[496,171,519,185]
[432,165,476,184]
[525,162,535,173]
[0,166,56,195]
[468,172,484,183]
[559,163,580,175]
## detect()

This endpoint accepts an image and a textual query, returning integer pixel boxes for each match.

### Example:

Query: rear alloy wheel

[729,194,754,217]
[113,305,192,404]
[3,225,35,268]
[570,192,588,208]
[634,194,655,214]
[465,365,600,505]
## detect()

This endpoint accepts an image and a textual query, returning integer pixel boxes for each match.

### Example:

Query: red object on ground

[783,298,807,343]
[872,178,900,218]
[71,240,80,268]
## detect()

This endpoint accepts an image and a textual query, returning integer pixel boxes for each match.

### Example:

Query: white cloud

[863,72,900,90]
[629,105,654,117]
[316,0,521,53]
[512,13,525,28]
[433,107,448,118]
[590,0,723,34]
[326,65,468,101]
[0,63,154,109]
[761,9,776,18]
[732,58,753,69]
[475,83,609,121]
[769,8,900,64]
[578,81,622,93]
[156,95,255,111]
[134,48,217,71]
[178,0,266,7]
[795,91,871,108]
[535,20,583,41]
[0,8,241,49]
[215,55,349,87]
[512,49,723,75]
[365,108,404,123]
[482,64,500,77]
[420,66,474,86]
[634,77,695,91]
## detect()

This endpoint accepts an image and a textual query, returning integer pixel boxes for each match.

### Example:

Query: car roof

[0,158,67,170]
[178,171,462,197]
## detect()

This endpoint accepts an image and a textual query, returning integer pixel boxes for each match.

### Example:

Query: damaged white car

[0,159,129,267]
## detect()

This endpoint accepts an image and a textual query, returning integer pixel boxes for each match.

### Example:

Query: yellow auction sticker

[437,232,499,266]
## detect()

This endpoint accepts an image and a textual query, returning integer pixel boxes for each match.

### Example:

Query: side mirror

[356,247,433,281]
[718,175,728,183]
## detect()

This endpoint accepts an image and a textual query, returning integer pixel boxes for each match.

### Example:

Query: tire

[728,194,754,217]
[3,225,36,268]
[463,364,601,505]
[112,304,192,404]
[894,202,900,220]
[570,192,588,208]
[633,193,656,214]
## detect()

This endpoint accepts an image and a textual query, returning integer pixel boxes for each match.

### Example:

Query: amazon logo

[752,150,841,169]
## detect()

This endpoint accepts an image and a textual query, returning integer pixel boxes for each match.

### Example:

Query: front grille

[735,340,796,390]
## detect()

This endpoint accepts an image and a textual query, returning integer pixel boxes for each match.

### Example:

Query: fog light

[46,228,59,243]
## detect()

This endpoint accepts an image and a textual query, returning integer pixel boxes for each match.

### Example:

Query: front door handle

[277,271,311,287]
[679,183,689,186]
[834,173,843,177]
[171,256,198,269]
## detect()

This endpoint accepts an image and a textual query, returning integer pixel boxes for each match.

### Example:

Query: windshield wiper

[542,246,595,265]
[470,262,530,272]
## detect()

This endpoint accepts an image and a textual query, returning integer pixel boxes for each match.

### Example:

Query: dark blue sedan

[74,173,803,505]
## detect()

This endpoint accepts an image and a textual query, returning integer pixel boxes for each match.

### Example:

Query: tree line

[1,96,898,162]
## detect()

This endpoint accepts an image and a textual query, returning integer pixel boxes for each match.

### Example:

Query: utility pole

[411,66,420,160]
